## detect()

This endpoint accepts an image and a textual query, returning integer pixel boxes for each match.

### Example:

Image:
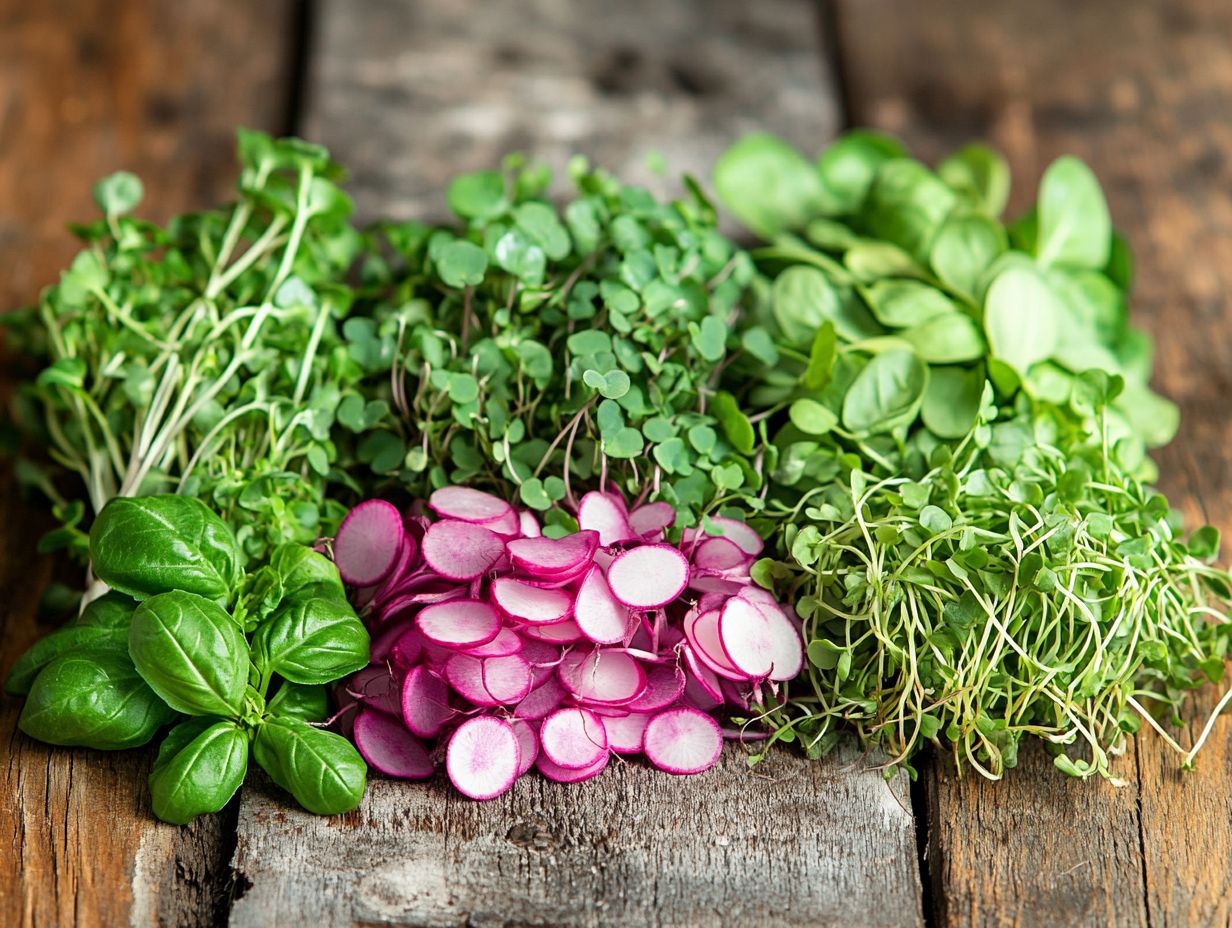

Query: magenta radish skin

[428,486,513,525]
[644,707,723,775]
[627,662,686,712]
[334,500,405,586]
[519,638,565,685]
[577,491,637,546]
[573,566,632,644]
[491,578,574,624]
[372,535,419,603]
[416,599,502,649]
[390,627,425,668]
[506,531,599,576]
[401,665,455,738]
[607,544,690,609]
[513,675,567,721]
[681,662,724,711]
[687,574,747,596]
[421,520,506,581]
[354,707,435,779]
[628,501,675,538]
[370,619,413,664]
[446,716,521,800]
[348,665,403,716]
[536,749,609,783]
[464,627,524,658]
[540,707,609,769]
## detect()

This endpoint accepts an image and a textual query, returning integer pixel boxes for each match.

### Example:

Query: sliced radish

[720,677,752,712]
[370,619,414,664]
[465,627,523,658]
[486,508,522,538]
[681,658,724,709]
[559,649,647,705]
[348,665,404,716]
[513,675,567,721]
[519,639,565,685]
[378,582,465,620]
[692,536,751,573]
[627,662,686,712]
[607,544,689,609]
[684,609,746,681]
[577,492,637,546]
[536,749,609,783]
[708,517,765,556]
[603,711,651,753]
[688,574,747,596]
[445,653,533,706]
[354,707,434,779]
[491,578,573,624]
[510,719,539,776]
[540,707,608,769]
[644,707,723,775]
[446,716,521,800]
[518,510,542,538]
[628,501,675,538]
[428,486,513,524]
[717,596,774,679]
[519,619,583,645]
[372,534,419,602]
[738,587,805,682]
[334,500,405,586]
[401,665,455,738]
[573,566,631,644]
[421,520,506,581]
[416,599,501,649]
[506,531,598,576]
[390,626,424,668]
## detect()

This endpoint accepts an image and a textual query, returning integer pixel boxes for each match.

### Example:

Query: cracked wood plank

[0,2,298,925]
[836,0,1232,924]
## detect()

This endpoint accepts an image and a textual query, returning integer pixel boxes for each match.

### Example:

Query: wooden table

[2,2,1230,925]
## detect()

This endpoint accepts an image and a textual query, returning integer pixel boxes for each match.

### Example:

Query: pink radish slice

[688,574,747,596]
[506,531,599,576]
[559,649,647,705]
[445,653,533,706]
[428,486,513,524]
[603,711,651,753]
[573,566,632,644]
[519,639,565,685]
[536,749,609,783]
[717,596,774,678]
[485,508,522,538]
[720,677,752,712]
[607,544,689,609]
[513,675,567,721]
[491,578,573,624]
[390,627,424,668]
[540,707,608,769]
[708,517,765,556]
[372,534,419,602]
[348,665,403,716]
[416,599,501,649]
[354,707,434,779]
[334,500,405,586]
[465,627,524,658]
[378,582,464,620]
[692,536,751,572]
[421,520,506,581]
[737,587,805,682]
[401,665,455,738]
[370,619,414,663]
[627,662,685,712]
[447,716,521,800]
[628,501,675,538]
[644,707,723,775]
[510,719,539,776]
[684,609,746,681]
[577,492,638,546]
[419,640,456,673]
[519,619,583,645]
[518,510,542,538]
[681,658,724,709]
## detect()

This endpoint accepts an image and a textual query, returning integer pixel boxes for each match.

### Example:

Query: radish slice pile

[335,487,802,800]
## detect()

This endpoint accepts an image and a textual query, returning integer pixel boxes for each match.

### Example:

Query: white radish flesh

[421,520,506,580]
[519,619,583,645]
[445,653,533,706]
[644,707,723,775]
[717,596,774,678]
[577,491,637,546]
[692,536,751,573]
[628,501,675,538]
[573,566,631,644]
[517,510,542,538]
[684,609,746,681]
[510,719,539,776]
[354,707,434,779]
[464,627,523,658]
[334,500,405,586]
[491,578,573,624]
[607,544,689,609]
[536,749,609,783]
[401,665,454,738]
[428,486,512,524]
[627,662,686,712]
[603,711,651,753]
[540,707,608,769]
[446,716,521,800]
[559,649,647,705]
[707,517,764,556]
[738,587,805,682]
[416,599,501,649]
[506,531,598,576]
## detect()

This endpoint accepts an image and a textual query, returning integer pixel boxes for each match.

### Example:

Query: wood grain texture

[837,1,1232,925]
[302,0,839,223]
[230,745,923,928]
[0,2,298,925]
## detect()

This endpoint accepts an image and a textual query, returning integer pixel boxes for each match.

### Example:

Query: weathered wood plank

[231,745,921,928]
[302,0,839,223]
[836,1,1232,924]
[0,2,299,925]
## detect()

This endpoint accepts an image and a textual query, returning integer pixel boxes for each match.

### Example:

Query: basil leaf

[253,716,367,815]
[252,597,370,685]
[149,718,248,825]
[129,591,250,717]
[19,652,176,749]
[90,496,243,602]
[5,623,130,697]
[267,682,330,722]
[270,544,348,605]
[841,350,929,434]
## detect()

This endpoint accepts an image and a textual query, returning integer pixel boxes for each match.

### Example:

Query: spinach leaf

[148,718,248,825]
[922,365,986,439]
[983,264,1062,375]
[900,312,986,363]
[930,214,1006,301]
[90,496,243,602]
[816,130,905,214]
[841,350,929,434]
[19,652,176,750]
[252,597,369,685]
[937,144,1011,217]
[129,591,250,717]
[267,681,330,722]
[713,133,827,238]
[1036,156,1111,269]
[253,716,367,815]
[860,280,956,328]
[859,159,957,262]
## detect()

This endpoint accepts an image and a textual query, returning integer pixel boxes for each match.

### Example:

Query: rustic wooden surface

[0,2,298,926]
[838,1,1232,925]
[231,745,922,928]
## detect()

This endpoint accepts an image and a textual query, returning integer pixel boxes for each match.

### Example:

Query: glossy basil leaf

[129,591,249,717]
[149,718,248,825]
[713,133,827,238]
[841,350,929,435]
[19,652,176,749]
[90,496,243,602]
[253,716,367,815]
[922,365,986,439]
[1036,156,1111,269]
[5,622,130,697]
[984,265,1062,374]
[252,597,369,685]
[270,544,348,605]
[267,681,330,722]
[75,591,140,629]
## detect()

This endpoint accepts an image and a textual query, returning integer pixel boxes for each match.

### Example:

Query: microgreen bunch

[346,156,767,534]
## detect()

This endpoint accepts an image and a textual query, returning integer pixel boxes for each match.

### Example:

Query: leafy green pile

[5,495,370,823]
[714,132,1232,780]
[6,131,367,562]
[344,156,767,533]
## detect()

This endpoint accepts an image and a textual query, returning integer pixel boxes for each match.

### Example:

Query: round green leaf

[789,398,838,436]
[149,719,249,825]
[841,350,929,434]
[984,265,1062,374]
